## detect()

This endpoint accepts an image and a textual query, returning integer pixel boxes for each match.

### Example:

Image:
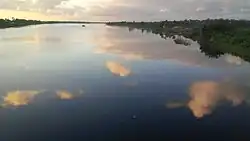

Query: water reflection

[0,36,61,43]
[94,27,249,68]
[56,90,74,100]
[225,55,243,65]
[106,61,131,77]
[2,90,40,107]
[167,81,248,118]
[0,24,250,140]
[1,90,81,107]
[189,81,246,118]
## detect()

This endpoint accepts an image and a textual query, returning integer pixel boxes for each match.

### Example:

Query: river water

[0,24,250,141]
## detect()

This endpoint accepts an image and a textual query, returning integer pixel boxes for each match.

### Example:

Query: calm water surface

[0,24,250,141]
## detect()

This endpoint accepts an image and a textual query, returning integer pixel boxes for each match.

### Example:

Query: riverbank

[0,19,43,28]
[0,18,98,29]
[106,19,250,62]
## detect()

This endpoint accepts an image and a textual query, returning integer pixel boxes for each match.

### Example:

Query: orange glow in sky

[0,9,65,20]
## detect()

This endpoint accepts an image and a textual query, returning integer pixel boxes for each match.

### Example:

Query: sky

[0,0,250,21]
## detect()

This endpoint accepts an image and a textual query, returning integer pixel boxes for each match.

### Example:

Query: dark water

[0,24,250,141]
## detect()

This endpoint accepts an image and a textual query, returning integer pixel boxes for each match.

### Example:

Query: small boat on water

[82,25,86,27]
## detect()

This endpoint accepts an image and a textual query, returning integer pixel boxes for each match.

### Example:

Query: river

[0,24,250,141]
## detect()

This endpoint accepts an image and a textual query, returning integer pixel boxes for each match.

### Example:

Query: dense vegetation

[0,18,43,28]
[107,19,250,62]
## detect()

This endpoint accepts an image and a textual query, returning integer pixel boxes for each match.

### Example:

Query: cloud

[167,81,247,118]
[0,9,64,20]
[0,0,250,20]
[2,90,40,107]
[196,7,206,12]
[106,61,131,77]
[56,90,74,100]
[160,8,170,13]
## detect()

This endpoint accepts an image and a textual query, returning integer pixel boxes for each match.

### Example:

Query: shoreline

[106,19,250,62]
[0,18,104,29]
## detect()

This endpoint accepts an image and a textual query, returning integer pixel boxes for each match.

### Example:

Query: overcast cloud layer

[0,0,250,21]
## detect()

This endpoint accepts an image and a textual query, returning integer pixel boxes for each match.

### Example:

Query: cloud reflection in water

[106,61,131,77]
[1,90,82,107]
[93,27,248,68]
[2,90,40,107]
[0,35,62,44]
[167,81,247,118]
[56,90,74,100]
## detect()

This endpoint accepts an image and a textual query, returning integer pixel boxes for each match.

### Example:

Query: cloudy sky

[0,0,250,21]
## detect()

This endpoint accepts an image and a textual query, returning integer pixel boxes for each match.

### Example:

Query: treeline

[0,18,43,28]
[0,18,93,29]
[106,19,250,30]
[107,19,250,62]
[200,20,250,61]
